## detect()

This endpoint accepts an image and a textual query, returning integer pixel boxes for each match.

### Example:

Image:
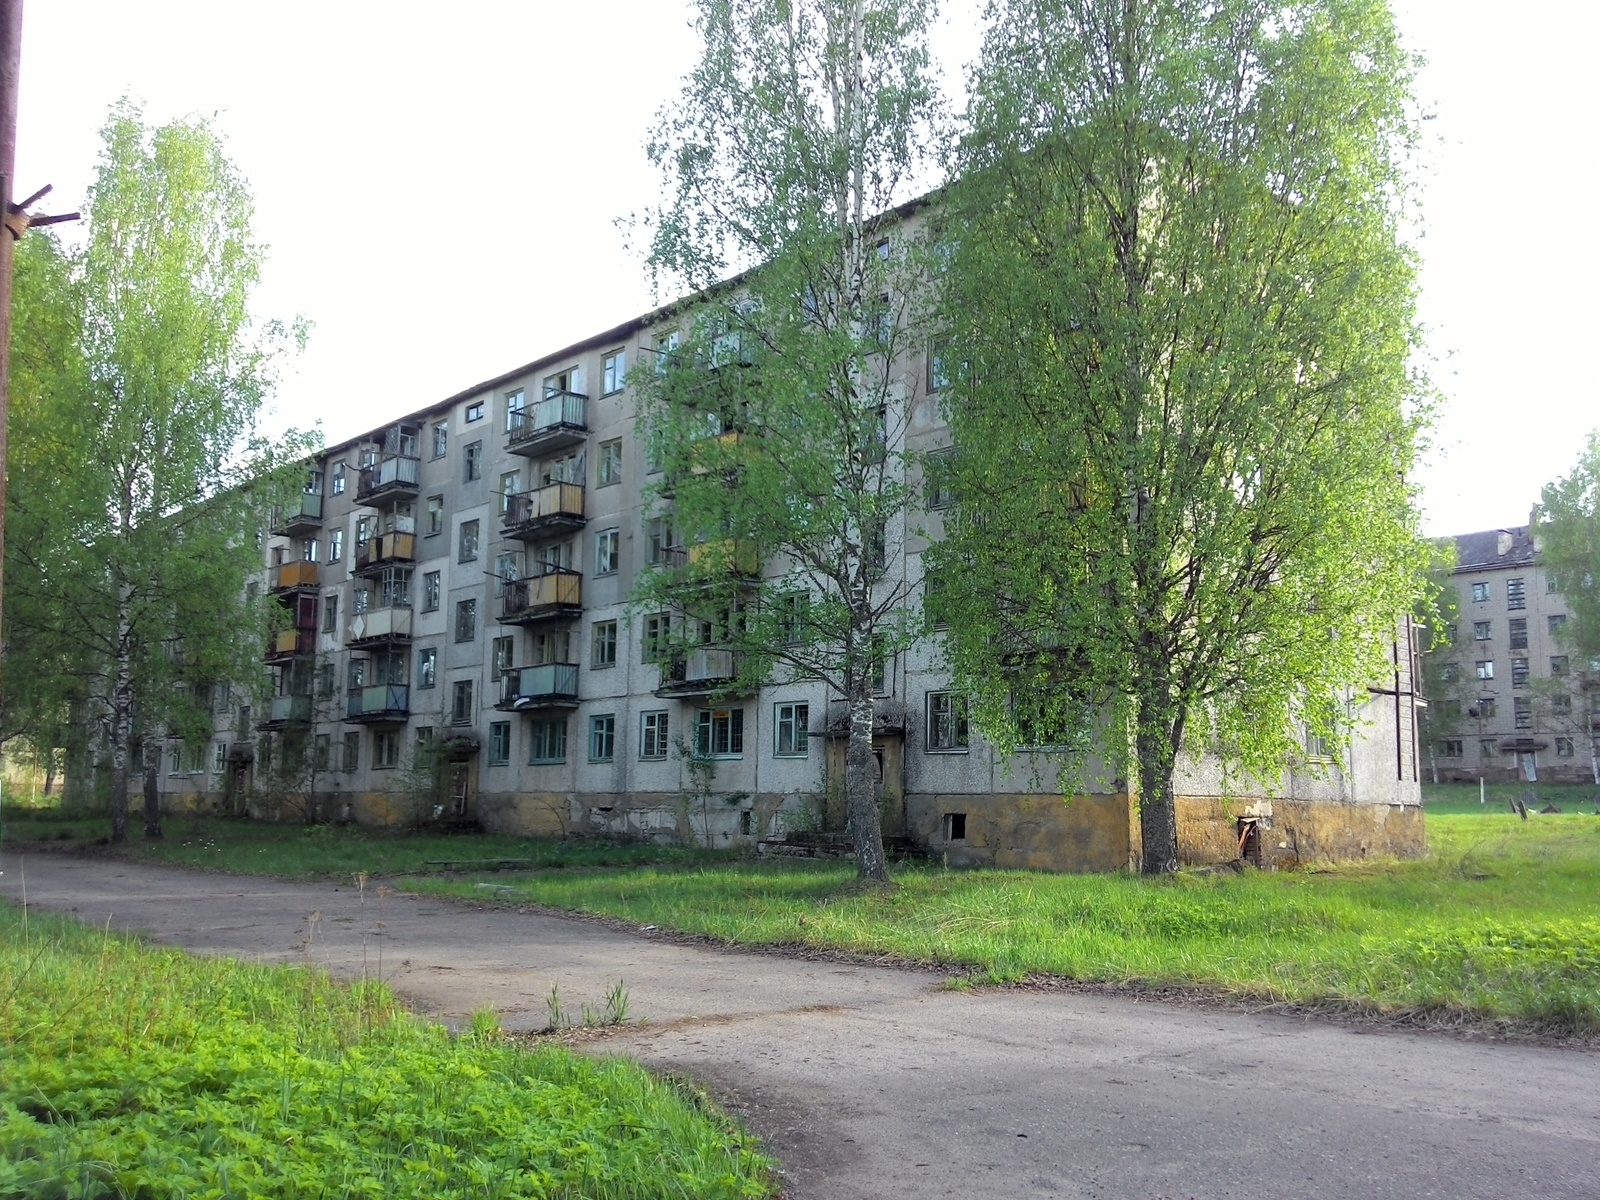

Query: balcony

[270,560,320,592]
[346,684,410,724]
[662,540,760,580]
[497,663,581,711]
[347,604,413,647]
[265,627,315,662]
[507,391,588,458]
[502,482,586,541]
[356,455,421,505]
[655,646,744,698]
[258,693,312,730]
[355,531,417,572]
[498,569,583,625]
[272,493,323,537]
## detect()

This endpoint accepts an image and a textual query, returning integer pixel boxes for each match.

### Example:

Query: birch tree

[633,0,944,881]
[3,103,313,842]
[928,0,1432,872]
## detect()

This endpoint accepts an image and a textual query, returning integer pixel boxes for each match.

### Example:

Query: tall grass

[0,904,773,1198]
[415,812,1600,1034]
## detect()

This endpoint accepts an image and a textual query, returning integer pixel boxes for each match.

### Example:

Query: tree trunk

[42,754,56,796]
[107,587,134,844]
[142,740,162,839]
[1135,671,1180,875]
[845,675,889,883]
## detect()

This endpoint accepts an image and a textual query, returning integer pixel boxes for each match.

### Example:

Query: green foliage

[0,906,773,1198]
[420,808,1600,1034]
[927,0,1433,870]
[2,100,318,840]
[1535,429,1600,663]
[632,0,946,881]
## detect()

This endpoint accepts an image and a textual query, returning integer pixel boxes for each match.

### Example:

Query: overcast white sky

[13,1,1599,536]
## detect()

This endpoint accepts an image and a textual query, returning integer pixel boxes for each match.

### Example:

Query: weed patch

[0,904,773,1198]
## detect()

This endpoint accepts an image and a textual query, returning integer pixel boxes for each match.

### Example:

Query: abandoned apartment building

[158,274,1427,871]
[1423,523,1598,786]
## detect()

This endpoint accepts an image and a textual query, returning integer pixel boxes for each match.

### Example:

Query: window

[1556,737,1575,758]
[236,705,251,734]
[313,734,330,772]
[598,438,623,487]
[455,599,478,643]
[331,461,347,494]
[505,388,526,432]
[1551,693,1572,715]
[589,714,616,762]
[416,725,434,750]
[498,470,520,517]
[425,495,444,536]
[494,552,517,597]
[299,536,320,564]
[655,329,681,374]
[866,519,887,574]
[695,707,745,757]
[544,366,581,397]
[1478,697,1497,719]
[422,571,440,613]
[1479,738,1498,759]
[529,628,570,665]
[1551,655,1570,677]
[348,656,368,689]
[414,646,436,690]
[1549,614,1568,636]
[1473,621,1492,641]
[777,592,808,644]
[1511,658,1529,687]
[595,528,619,575]
[602,351,626,395]
[943,812,967,842]
[1439,698,1462,720]
[1508,618,1528,650]
[1439,662,1459,683]
[322,594,339,634]
[458,519,480,563]
[1506,577,1526,610]
[870,634,890,695]
[1513,697,1532,730]
[465,401,483,423]
[927,691,969,751]
[464,440,482,482]
[451,679,474,725]
[645,516,674,564]
[328,528,344,563]
[925,449,956,509]
[1471,581,1490,602]
[352,585,371,616]
[641,710,670,759]
[528,718,567,764]
[374,730,400,769]
[492,636,514,681]
[488,721,511,766]
[342,731,360,773]
[212,740,227,773]
[1475,660,1495,680]
[1548,575,1560,593]
[1437,739,1464,758]
[775,703,809,756]
[432,423,448,458]
[592,620,618,668]
[871,291,893,346]
[643,612,669,662]
[928,339,950,392]
[316,661,335,698]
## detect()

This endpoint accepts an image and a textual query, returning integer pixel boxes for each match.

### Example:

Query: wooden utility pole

[0,0,21,657]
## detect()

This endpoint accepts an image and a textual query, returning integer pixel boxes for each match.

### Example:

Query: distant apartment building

[159,265,1426,869]
[1425,524,1598,784]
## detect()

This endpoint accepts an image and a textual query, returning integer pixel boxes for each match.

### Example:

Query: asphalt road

[4,851,1597,1199]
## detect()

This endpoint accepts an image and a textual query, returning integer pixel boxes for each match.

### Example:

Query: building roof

[1449,525,1538,572]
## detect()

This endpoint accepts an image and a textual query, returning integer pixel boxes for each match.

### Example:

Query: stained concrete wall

[1174,795,1425,868]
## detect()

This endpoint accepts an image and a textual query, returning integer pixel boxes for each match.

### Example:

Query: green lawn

[410,809,1600,1035]
[0,902,773,1199]
[1421,780,1597,817]
[0,807,738,880]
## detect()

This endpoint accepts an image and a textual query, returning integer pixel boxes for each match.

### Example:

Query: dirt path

[5,851,1598,1200]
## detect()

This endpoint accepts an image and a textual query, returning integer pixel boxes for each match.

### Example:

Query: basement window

[943,812,967,842]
